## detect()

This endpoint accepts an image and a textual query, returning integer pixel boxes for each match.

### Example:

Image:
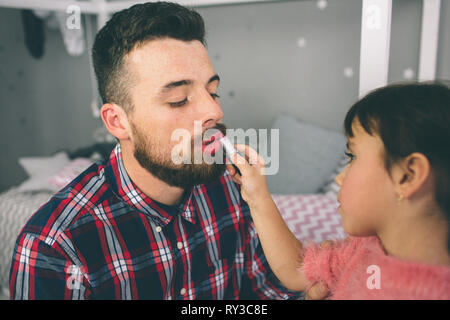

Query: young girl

[227,82,450,299]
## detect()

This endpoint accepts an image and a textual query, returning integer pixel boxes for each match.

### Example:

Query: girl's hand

[226,144,271,208]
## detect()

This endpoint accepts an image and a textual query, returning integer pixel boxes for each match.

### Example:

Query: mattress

[0,188,53,298]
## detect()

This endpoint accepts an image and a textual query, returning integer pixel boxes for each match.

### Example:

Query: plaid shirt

[10,144,301,300]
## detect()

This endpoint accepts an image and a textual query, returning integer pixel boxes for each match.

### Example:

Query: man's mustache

[192,123,227,144]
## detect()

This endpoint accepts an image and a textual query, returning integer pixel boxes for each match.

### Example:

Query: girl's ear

[100,103,132,141]
[392,153,431,199]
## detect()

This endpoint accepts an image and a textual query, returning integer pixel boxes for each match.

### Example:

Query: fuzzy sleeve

[301,237,362,292]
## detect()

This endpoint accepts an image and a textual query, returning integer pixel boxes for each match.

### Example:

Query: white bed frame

[0,0,442,97]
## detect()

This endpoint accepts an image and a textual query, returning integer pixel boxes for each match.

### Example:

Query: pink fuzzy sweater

[302,236,450,299]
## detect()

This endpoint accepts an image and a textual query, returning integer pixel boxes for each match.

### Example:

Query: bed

[0,142,116,300]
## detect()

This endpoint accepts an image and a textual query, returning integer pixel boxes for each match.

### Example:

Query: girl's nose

[335,166,348,186]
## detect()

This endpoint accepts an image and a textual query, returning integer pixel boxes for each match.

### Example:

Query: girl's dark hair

[344,82,450,249]
[92,1,206,112]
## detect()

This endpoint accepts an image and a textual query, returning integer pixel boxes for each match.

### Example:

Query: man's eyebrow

[161,79,193,93]
[208,74,220,84]
[159,74,220,94]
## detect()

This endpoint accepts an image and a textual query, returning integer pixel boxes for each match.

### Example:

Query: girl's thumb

[229,152,249,174]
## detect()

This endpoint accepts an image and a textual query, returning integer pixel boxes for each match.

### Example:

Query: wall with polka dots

[197,0,450,132]
[0,0,449,191]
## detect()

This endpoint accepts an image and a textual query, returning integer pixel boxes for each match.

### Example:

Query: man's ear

[100,103,132,141]
[392,152,431,199]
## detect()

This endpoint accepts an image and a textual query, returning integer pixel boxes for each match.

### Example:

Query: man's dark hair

[344,81,450,248]
[92,1,206,113]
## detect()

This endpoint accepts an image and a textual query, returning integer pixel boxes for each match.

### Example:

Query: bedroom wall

[0,9,103,192]
[1,0,449,193]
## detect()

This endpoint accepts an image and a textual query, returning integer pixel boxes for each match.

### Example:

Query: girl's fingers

[233,144,266,168]
[228,151,251,175]
[225,157,234,173]
[232,175,242,185]
[226,163,236,176]
[320,240,335,249]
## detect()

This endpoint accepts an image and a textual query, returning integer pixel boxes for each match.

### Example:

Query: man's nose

[199,92,224,129]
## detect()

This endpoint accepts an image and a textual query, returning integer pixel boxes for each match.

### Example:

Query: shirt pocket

[214,213,239,261]
[192,258,231,299]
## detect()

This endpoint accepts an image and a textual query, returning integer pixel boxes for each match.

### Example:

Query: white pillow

[17,152,71,192]
[48,158,94,190]
[18,152,69,177]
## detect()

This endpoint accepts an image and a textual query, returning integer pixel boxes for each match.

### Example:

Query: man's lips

[202,131,224,145]
[202,139,222,154]
[202,131,224,154]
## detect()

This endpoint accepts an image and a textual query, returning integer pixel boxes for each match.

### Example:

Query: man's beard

[131,123,227,189]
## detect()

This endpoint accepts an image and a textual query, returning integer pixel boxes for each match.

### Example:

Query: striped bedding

[0,188,53,299]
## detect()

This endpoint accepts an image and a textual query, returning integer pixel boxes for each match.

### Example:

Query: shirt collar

[105,143,197,226]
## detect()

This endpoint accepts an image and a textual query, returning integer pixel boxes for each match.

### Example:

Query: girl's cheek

[339,173,361,211]
[338,166,352,197]
[339,184,352,210]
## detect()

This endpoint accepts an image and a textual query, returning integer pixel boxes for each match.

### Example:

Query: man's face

[124,38,226,188]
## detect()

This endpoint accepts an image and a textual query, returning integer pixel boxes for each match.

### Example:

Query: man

[9,1,326,300]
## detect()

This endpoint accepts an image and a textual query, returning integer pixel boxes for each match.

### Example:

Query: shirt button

[180,288,186,295]
[155,226,162,233]
[177,242,183,249]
